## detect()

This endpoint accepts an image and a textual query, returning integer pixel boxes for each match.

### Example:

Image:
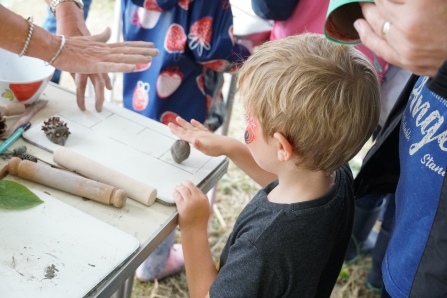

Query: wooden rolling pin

[53,147,157,206]
[8,157,127,208]
[0,103,26,116]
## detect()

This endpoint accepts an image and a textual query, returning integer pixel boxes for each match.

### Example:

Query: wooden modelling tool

[1,100,48,139]
[7,157,127,208]
[53,147,157,206]
[0,164,8,180]
[0,102,26,116]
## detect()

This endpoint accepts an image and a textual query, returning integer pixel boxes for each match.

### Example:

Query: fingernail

[353,20,361,31]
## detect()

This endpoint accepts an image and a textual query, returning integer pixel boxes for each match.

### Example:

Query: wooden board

[0,189,140,298]
[23,99,226,204]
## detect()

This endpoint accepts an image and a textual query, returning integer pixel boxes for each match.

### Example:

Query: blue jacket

[355,62,447,297]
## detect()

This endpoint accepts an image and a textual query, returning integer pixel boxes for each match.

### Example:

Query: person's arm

[353,0,447,77]
[0,3,158,112]
[173,181,217,298]
[42,1,110,112]
[0,5,158,73]
[168,116,277,187]
[0,5,57,62]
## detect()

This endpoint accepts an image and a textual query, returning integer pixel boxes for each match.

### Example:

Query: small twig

[171,281,187,296]
[210,234,227,253]
[148,279,159,298]
[213,204,227,228]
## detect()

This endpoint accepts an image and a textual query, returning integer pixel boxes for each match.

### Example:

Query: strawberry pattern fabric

[122,0,250,128]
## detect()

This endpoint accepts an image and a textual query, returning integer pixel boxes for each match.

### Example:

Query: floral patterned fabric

[122,0,250,128]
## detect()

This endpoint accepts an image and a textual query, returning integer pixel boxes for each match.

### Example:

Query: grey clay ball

[171,140,191,164]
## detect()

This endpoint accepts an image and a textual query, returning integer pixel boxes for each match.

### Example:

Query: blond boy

[169,33,380,298]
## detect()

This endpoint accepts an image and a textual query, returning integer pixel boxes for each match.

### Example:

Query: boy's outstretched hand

[168,116,228,157]
[174,181,210,233]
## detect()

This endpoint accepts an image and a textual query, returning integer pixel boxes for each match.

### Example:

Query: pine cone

[41,117,71,146]
[0,113,7,136]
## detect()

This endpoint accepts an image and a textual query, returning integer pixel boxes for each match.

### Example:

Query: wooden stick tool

[8,157,127,208]
[0,103,26,116]
[53,147,157,206]
[1,100,48,140]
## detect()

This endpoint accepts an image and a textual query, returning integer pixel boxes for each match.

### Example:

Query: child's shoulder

[338,164,355,199]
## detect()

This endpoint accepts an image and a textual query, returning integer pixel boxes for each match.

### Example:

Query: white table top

[0,83,228,297]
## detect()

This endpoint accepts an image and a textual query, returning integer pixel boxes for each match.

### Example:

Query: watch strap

[50,0,84,17]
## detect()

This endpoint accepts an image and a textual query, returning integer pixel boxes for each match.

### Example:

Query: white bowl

[0,48,55,106]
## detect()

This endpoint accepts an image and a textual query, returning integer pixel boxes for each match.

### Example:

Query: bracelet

[18,16,34,57]
[50,0,84,17]
[45,35,66,66]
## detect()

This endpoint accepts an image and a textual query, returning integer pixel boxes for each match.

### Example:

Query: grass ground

[8,1,381,297]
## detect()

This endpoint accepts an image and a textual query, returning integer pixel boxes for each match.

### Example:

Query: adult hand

[168,116,228,157]
[52,29,157,74]
[52,4,158,112]
[354,0,447,77]
[173,181,210,233]
[54,28,157,112]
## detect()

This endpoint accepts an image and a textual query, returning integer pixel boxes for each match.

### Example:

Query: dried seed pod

[17,153,38,163]
[0,113,7,135]
[41,117,71,146]
[171,140,190,164]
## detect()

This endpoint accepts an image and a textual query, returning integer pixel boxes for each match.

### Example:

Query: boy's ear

[273,132,294,162]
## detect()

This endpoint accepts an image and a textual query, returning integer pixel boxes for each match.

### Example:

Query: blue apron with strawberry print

[122,0,250,128]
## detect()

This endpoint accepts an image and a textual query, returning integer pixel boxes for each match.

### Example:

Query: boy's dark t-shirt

[209,165,354,298]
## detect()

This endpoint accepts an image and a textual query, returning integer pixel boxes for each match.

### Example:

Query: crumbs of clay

[42,117,71,146]
[171,140,190,164]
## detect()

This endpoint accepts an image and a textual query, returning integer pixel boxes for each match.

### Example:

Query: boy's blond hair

[238,33,380,173]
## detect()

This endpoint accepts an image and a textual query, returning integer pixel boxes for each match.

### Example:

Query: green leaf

[0,180,44,210]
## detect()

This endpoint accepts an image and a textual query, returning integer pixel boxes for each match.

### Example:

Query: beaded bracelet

[45,35,66,66]
[18,16,34,57]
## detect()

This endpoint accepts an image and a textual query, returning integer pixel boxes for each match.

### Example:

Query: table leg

[111,272,134,298]
[112,282,125,298]
[124,273,135,298]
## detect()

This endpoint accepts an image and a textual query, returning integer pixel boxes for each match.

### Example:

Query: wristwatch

[50,0,84,16]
